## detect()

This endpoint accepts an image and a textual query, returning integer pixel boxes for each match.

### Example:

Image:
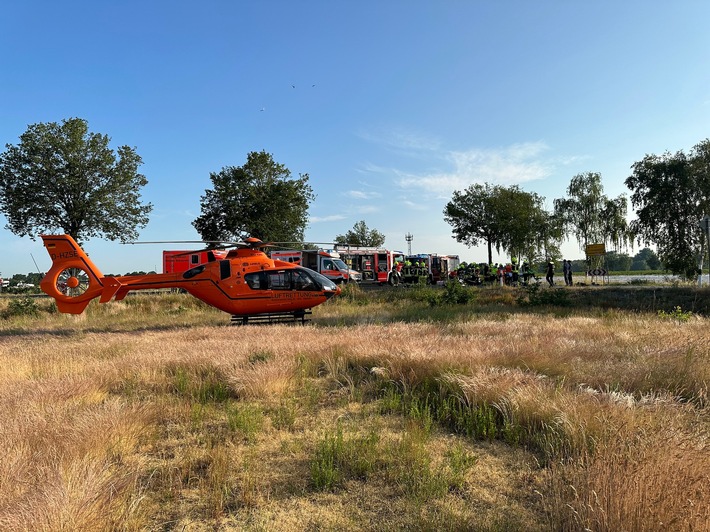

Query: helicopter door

[219,260,231,280]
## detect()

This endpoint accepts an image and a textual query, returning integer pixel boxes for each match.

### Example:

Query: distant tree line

[564,247,661,273]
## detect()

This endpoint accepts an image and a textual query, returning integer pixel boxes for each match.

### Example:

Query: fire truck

[402,253,460,284]
[162,250,226,274]
[334,246,405,285]
[269,249,357,284]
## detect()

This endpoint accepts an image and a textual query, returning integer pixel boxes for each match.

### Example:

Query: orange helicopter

[39,234,341,324]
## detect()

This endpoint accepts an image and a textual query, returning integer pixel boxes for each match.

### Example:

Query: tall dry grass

[0,291,707,529]
[0,378,151,531]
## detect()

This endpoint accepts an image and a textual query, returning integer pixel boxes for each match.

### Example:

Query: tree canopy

[554,172,630,254]
[443,183,557,264]
[625,140,710,277]
[334,220,385,247]
[192,151,315,243]
[0,118,152,243]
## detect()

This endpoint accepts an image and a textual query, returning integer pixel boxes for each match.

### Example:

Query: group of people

[456,258,576,288]
[456,258,539,287]
[397,259,428,279]
[545,259,574,287]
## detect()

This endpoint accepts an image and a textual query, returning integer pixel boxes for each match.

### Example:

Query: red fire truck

[162,250,226,274]
[269,249,357,284]
[334,246,405,285]
[402,253,460,284]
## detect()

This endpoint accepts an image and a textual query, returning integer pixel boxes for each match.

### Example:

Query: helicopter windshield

[300,267,338,291]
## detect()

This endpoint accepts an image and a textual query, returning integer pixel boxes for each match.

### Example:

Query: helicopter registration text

[50,250,79,261]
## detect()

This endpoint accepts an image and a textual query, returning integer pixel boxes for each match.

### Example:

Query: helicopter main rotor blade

[126,240,239,245]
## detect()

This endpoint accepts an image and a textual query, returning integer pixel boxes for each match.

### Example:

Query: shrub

[657,305,693,323]
[424,280,476,307]
[517,283,571,307]
[4,297,40,318]
[336,282,370,305]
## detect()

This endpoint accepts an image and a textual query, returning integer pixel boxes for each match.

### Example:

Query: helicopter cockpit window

[245,271,267,290]
[292,269,317,290]
[268,271,290,290]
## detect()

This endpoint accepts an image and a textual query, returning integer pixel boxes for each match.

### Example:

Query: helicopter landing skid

[230,310,312,326]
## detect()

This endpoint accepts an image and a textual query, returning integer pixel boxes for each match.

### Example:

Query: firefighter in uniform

[546,261,555,287]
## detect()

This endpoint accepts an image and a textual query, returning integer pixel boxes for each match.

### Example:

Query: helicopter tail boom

[39,234,116,314]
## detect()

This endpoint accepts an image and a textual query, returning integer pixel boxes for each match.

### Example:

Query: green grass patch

[226,403,265,443]
[168,364,232,404]
[310,423,380,491]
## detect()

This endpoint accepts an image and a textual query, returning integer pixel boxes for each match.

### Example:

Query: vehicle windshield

[332,259,349,271]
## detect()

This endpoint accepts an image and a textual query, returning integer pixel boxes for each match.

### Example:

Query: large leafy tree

[625,140,710,277]
[554,172,630,253]
[193,151,315,242]
[0,118,152,242]
[492,185,561,262]
[334,220,385,247]
[444,183,555,264]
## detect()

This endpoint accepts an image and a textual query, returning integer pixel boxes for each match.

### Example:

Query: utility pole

[405,233,413,256]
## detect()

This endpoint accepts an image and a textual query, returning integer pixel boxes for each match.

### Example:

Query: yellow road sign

[585,243,606,256]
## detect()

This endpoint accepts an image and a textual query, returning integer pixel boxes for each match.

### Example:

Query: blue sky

[1,1,709,275]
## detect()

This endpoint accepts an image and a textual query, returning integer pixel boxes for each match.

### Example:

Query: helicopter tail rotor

[39,235,120,314]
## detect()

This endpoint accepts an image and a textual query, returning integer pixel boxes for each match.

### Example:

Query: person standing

[563,259,572,286]
[521,261,530,285]
[546,261,555,287]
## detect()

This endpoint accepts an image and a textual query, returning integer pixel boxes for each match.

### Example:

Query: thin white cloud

[356,163,390,175]
[344,190,382,200]
[400,199,430,211]
[394,170,471,198]
[310,214,347,223]
[354,205,379,214]
[396,141,553,195]
[357,127,442,153]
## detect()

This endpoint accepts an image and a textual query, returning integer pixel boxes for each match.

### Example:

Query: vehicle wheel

[388,274,399,286]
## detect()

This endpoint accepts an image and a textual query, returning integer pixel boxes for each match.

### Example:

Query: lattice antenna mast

[405,233,413,256]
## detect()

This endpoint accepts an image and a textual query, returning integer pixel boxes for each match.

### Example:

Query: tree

[554,172,630,252]
[625,141,710,277]
[633,248,661,270]
[605,251,633,271]
[0,118,152,242]
[492,186,562,262]
[335,220,385,247]
[444,183,498,264]
[444,183,557,264]
[192,151,315,242]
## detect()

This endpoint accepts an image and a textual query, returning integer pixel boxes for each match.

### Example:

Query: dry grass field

[0,286,707,531]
